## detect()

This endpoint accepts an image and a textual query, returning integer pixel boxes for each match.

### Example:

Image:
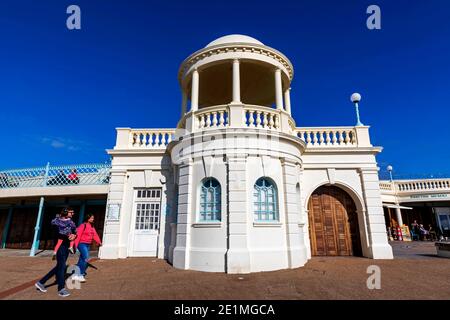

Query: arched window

[253,177,279,221]
[199,178,221,221]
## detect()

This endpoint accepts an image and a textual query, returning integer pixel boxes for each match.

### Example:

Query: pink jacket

[75,222,102,246]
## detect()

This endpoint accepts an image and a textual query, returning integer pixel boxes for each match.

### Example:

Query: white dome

[206,34,264,48]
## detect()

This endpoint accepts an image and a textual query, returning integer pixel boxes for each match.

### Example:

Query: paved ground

[1,241,449,300]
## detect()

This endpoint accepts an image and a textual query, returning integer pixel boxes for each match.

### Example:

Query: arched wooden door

[308,186,362,256]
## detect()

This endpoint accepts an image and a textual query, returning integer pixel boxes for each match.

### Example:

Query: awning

[383,204,413,210]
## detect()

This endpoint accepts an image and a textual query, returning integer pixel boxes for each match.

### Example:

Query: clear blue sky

[1,0,449,178]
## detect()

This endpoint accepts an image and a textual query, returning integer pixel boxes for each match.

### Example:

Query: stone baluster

[263,112,268,128]
[248,111,255,127]
[256,111,262,128]
[332,131,337,145]
[351,130,356,144]
[344,130,350,144]
[306,131,312,145]
[274,114,279,129]
[312,131,318,145]
[219,111,225,126]
[206,113,211,127]
[268,113,274,129]
[161,133,167,146]
[212,112,218,127]
[319,131,325,145]
[199,115,205,128]
[325,131,331,145]
[338,131,344,145]
[142,133,147,148]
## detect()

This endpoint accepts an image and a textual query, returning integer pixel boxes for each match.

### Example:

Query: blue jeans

[40,243,69,291]
[76,243,90,275]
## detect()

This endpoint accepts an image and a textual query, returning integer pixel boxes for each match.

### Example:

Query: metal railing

[0,163,111,189]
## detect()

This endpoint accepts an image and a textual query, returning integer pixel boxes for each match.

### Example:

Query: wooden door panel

[308,186,361,257]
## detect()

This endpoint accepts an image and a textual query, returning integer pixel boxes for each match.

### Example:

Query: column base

[287,245,308,268]
[226,248,251,274]
[369,244,394,259]
[99,245,127,259]
[173,246,189,270]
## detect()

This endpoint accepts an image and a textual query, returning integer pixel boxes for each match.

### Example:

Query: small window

[199,178,221,221]
[136,188,161,200]
[254,178,279,221]
[135,188,162,230]
[135,202,160,230]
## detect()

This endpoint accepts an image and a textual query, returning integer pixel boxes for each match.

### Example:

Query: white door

[129,188,161,257]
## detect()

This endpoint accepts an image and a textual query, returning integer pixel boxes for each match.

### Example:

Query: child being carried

[52,212,77,260]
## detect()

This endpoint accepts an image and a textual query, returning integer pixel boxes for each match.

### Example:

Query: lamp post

[350,92,364,126]
[387,165,393,182]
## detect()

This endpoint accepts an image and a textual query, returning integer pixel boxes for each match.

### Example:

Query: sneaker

[68,247,75,254]
[35,282,47,293]
[58,288,70,297]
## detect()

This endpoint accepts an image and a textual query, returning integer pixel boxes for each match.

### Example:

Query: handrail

[294,126,357,147]
[379,178,450,194]
[0,163,111,189]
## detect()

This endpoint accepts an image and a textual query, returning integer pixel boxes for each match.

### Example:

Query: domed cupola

[177,34,295,133]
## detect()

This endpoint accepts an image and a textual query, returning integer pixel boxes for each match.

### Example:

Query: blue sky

[1,0,449,178]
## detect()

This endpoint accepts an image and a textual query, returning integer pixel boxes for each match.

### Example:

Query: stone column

[173,159,194,269]
[231,59,241,104]
[284,88,292,114]
[181,90,187,116]
[281,158,307,268]
[191,69,199,111]
[226,154,251,273]
[359,168,394,259]
[274,68,283,110]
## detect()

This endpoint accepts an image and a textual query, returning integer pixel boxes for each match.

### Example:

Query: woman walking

[35,207,77,297]
[73,213,102,282]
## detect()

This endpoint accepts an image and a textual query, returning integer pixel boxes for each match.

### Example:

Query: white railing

[0,163,111,189]
[197,105,229,129]
[379,179,450,195]
[379,182,393,191]
[129,129,175,149]
[396,179,450,192]
[243,105,281,130]
[295,127,357,147]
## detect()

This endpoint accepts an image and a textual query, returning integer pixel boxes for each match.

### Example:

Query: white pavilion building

[98,34,394,273]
